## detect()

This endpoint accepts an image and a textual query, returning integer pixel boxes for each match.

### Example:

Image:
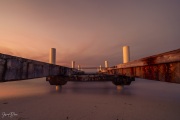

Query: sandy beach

[0,78,180,120]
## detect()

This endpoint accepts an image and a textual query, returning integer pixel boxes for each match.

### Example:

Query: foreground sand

[0,78,180,120]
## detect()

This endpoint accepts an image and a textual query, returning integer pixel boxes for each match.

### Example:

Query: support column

[78,65,81,70]
[105,61,108,68]
[49,48,56,64]
[71,61,75,68]
[49,48,60,89]
[99,65,102,71]
[123,46,130,63]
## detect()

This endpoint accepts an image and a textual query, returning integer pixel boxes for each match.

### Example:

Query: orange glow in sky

[0,0,180,68]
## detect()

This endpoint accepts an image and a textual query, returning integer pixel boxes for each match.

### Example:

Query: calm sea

[0,78,180,120]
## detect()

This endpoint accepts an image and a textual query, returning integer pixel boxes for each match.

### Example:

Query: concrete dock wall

[0,53,77,82]
[107,49,180,83]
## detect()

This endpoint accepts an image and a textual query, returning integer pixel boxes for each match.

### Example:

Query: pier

[0,47,179,86]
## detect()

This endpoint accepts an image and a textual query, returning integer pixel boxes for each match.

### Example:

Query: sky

[0,0,180,69]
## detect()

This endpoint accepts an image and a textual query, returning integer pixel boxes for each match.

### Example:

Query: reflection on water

[0,77,180,103]
[0,78,50,99]
[1,78,180,120]
[116,85,123,93]
[0,78,122,99]
[53,81,119,95]
[55,85,62,91]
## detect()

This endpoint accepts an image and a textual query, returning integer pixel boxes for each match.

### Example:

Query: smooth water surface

[0,78,180,120]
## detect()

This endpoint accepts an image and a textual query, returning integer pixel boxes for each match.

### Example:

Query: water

[0,78,180,120]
